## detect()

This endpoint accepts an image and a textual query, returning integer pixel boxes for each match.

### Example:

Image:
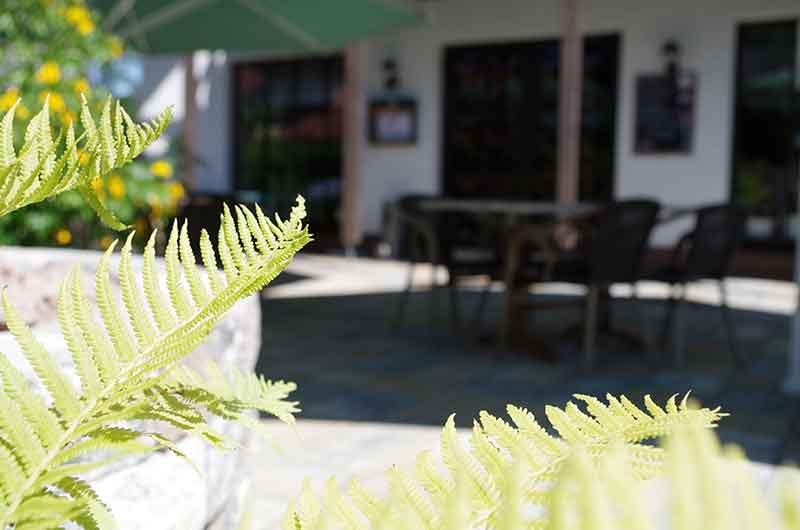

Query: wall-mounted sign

[368,97,418,145]
[634,71,697,154]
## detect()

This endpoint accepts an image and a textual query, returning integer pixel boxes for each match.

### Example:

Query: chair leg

[448,272,461,330]
[659,283,680,348]
[503,282,527,349]
[719,280,747,366]
[671,285,689,368]
[471,277,492,331]
[632,283,655,361]
[392,261,415,328]
[583,285,600,370]
[429,261,442,325]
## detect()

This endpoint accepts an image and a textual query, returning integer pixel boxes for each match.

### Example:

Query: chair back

[392,194,436,260]
[683,204,745,280]
[393,195,501,270]
[586,199,660,283]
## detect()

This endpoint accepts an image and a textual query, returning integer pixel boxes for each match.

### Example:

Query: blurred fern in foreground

[284,394,800,530]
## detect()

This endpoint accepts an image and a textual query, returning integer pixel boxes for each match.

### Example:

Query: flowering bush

[0,0,183,249]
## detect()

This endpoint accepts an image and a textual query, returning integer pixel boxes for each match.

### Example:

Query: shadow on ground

[256,289,800,464]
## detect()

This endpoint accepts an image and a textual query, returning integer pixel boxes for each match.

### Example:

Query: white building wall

[135,51,232,193]
[137,0,800,246]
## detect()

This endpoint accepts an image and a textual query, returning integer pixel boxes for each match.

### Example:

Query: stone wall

[0,246,262,529]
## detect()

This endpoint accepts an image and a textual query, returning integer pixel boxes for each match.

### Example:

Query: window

[732,20,799,245]
[442,34,620,202]
[232,55,343,245]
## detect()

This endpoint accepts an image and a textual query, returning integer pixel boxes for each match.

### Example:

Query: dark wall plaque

[634,71,697,154]
[368,97,418,145]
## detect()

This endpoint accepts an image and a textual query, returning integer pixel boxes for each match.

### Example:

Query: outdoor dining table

[393,197,698,360]
[414,198,598,219]
[415,197,692,223]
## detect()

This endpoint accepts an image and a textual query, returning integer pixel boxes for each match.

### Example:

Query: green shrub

[0,0,181,250]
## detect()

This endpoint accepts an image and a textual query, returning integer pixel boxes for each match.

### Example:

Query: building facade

[137,0,800,248]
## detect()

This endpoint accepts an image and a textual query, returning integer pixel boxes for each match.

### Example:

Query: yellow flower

[110,37,124,59]
[89,177,102,191]
[73,78,90,95]
[16,104,30,119]
[59,110,76,126]
[149,160,173,179]
[107,174,126,199]
[64,5,89,24]
[0,88,19,111]
[54,228,72,246]
[168,182,185,202]
[98,235,114,249]
[76,18,95,35]
[64,5,94,34]
[38,91,65,113]
[35,61,61,85]
[76,148,91,166]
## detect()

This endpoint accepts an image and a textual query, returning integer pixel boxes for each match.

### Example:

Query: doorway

[232,55,344,248]
[442,34,620,201]
[732,20,799,246]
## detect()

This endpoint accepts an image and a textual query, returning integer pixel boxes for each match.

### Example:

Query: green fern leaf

[288,393,725,530]
[0,96,171,224]
[0,198,309,528]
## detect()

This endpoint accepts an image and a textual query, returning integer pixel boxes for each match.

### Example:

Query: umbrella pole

[183,53,196,190]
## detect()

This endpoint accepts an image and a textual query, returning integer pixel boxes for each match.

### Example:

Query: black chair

[391,195,502,329]
[647,204,747,367]
[504,199,660,368]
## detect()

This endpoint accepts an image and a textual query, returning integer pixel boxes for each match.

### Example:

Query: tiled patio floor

[247,254,800,526]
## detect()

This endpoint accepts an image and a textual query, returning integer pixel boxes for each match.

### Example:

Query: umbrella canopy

[91,0,420,53]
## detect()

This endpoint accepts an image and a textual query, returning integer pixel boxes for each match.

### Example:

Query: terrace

[2,1,800,529]
[245,252,800,526]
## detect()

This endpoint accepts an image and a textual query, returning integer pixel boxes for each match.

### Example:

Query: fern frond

[286,393,725,530]
[0,96,171,224]
[162,361,300,426]
[0,198,309,528]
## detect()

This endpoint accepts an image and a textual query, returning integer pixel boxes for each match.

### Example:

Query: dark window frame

[230,54,344,192]
[440,33,621,202]
[730,18,799,248]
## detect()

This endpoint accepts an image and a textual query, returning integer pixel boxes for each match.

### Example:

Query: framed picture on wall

[634,71,697,154]
[368,97,418,145]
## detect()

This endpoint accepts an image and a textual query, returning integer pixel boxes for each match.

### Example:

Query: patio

[239,252,800,526]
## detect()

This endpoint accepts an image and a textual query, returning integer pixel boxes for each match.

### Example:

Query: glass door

[233,55,343,247]
[442,34,620,202]
[732,20,799,246]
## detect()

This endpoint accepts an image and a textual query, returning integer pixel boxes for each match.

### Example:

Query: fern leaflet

[0,96,171,226]
[285,393,725,530]
[0,197,309,529]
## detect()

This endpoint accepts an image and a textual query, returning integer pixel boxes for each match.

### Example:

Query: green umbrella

[89,0,419,249]
[91,0,420,53]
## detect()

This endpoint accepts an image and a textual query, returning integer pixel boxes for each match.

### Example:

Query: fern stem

[0,234,308,526]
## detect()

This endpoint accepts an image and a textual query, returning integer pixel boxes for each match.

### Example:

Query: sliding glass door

[442,34,620,202]
[233,55,343,246]
[732,20,799,246]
